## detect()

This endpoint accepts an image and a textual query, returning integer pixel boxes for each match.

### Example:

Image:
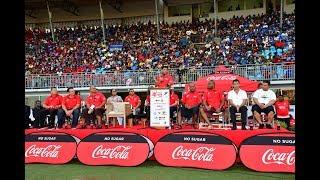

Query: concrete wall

[200,8,265,21]
[25,0,163,24]
[284,3,295,14]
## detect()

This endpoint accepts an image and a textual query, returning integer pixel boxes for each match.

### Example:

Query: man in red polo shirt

[275,93,291,130]
[82,86,106,128]
[125,89,141,127]
[155,67,174,88]
[201,80,225,128]
[42,87,64,129]
[169,87,179,121]
[58,87,81,128]
[178,83,206,128]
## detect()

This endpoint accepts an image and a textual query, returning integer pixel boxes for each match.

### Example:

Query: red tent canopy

[185,73,259,94]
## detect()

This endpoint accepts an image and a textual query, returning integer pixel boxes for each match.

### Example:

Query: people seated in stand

[32,100,46,128]
[125,89,141,127]
[274,93,291,130]
[58,87,81,129]
[155,66,174,88]
[200,80,225,129]
[107,89,124,126]
[228,79,248,130]
[178,83,204,128]
[82,86,106,128]
[42,87,64,129]
[252,80,276,129]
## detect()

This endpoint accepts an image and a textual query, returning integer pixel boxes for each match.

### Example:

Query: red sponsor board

[25,132,77,164]
[154,131,237,170]
[76,132,153,166]
[239,132,295,173]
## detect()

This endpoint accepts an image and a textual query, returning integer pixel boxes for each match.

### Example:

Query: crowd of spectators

[25,12,295,75]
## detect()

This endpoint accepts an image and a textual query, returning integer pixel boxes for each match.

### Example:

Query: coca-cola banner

[77,132,154,166]
[154,131,237,170]
[25,132,77,164]
[239,132,295,173]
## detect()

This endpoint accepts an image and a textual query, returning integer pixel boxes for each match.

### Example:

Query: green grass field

[25,160,294,180]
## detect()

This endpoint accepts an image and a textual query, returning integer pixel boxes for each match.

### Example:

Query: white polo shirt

[227,89,248,106]
[252,89,276,105]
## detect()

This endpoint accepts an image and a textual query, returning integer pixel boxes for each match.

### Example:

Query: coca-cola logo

[25,145,61,158]
[92,145,132,159]
[262,149,295,165]
[206,75,237,81]
[171,145,215,162]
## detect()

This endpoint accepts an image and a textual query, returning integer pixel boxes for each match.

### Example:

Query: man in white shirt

[228,79,248,130]
[252,80,276,129]
[107,89,124,126]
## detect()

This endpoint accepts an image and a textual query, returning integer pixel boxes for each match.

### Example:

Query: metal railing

[25,63,295,89]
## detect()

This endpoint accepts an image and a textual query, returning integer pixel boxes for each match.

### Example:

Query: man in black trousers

[32,100,46,128]
[227,79,248,130]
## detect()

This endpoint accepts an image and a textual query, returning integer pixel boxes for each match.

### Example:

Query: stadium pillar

[280,0,283,31]
[214,0,217,37]
[155,0,160,38]
[99,0,106,44]
[46,1,55,42]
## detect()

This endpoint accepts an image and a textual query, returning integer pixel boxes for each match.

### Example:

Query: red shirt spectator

[275,100,290,117]
[44,94,63,108]
[181,91,202,107]
[63,94,81,110]
[86,92,106,108]
[170,92,179,106]
[125,94,141,108]
[273,56,281,63]
[203,89,223,109]
[275,41,285,48]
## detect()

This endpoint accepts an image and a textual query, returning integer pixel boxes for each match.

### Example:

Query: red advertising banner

[239,132,295,173]
[154,131,237,170]
[25,132,78,164]
[77,132,154,166]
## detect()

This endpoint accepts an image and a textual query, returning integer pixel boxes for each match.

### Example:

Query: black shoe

[231,126,237,130]
[259,124,264,129]
[241,126,247,130]
[266,124,273,129]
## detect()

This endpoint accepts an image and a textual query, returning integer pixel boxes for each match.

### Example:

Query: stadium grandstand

[25,0,295,105]
[25,0,295,179]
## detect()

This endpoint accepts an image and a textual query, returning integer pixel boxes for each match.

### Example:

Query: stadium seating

[25,12,295,75]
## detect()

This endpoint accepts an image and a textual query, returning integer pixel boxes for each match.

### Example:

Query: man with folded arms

[58,87,81,129]
[228,79,248,130]
[42,87,64,129]
[252,80,276,129]
[82,86,106,128]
